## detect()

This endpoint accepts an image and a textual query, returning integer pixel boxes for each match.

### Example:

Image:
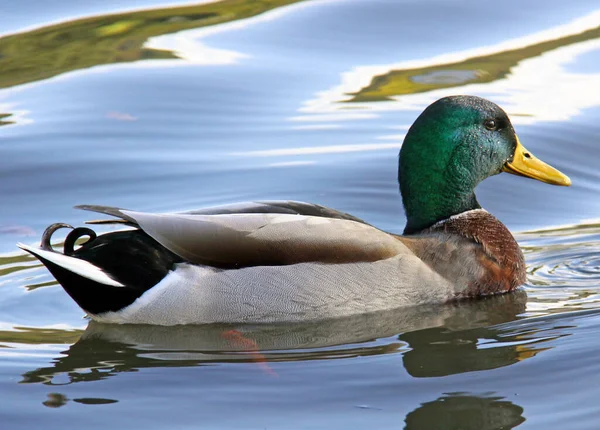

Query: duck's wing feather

[76,201,368,226]
[119,211,408,267]
[75,205,138,226]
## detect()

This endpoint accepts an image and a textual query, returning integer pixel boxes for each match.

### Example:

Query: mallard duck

[19,96,570,325]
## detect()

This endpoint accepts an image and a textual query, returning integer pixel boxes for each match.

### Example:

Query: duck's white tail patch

[17,243,124,287]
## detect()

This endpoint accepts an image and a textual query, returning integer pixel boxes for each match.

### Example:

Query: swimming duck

[19,96,570,325]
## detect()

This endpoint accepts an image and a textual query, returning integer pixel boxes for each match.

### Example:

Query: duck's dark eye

[484,119,497,130]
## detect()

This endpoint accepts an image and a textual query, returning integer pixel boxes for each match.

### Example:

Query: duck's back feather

[122,211,406,267]
[77,200,367,226]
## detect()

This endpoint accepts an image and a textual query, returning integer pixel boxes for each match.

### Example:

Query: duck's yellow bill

[502,136,571,186]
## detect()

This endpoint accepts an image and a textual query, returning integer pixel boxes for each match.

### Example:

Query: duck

[18,95,571,325]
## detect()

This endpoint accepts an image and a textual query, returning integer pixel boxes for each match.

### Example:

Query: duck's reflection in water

[404,393,526,429]
[20,292,539,385]
[400,292,544,377]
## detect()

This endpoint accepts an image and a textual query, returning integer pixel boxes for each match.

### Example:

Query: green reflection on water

[349,26,600,102]
[0,326,83,345]
[0,252,39,277]
[0,0,304,90]
[0,113,14,126]
[0,253,35,266]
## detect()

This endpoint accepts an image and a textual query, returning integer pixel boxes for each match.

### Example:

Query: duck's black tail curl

[64,227,97,255]
[33,223,184,315]
[40,223,72,251]
[40,223,97,256]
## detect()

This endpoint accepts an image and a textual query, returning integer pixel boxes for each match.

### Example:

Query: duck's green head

[399,95,570,234]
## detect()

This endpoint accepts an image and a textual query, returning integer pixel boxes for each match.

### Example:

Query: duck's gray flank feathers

[96,258,457,325]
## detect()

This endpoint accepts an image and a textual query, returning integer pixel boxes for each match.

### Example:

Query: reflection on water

[405,393,525,430]
[42,393,117,408]
[400,327,548,378]
[10,292,584,429]
[304,11,600,126]
[348,22,600,102]
[0,327,82,346]
[42,393,68,408]
[19,293,533,385]
[0,113,14,126]
[0,0,303,91]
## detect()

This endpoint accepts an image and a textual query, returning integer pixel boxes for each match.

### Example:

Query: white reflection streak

[482,39,600,124]
[377,134,406,141]
[230,143,401,157]
[146,33,246,65]
[298,10,600,124]
[0,102,32,126]
[268,160,316,167]
[289,113,377,122]
[290,124,342,130]
[144,1,319,66]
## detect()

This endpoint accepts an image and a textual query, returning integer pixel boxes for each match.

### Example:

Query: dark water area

[1,0,600,428]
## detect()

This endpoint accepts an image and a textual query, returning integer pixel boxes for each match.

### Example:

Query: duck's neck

[401,186,481,235]
[398,146,484,235]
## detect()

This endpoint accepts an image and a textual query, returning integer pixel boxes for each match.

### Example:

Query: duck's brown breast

[401,209,526,298]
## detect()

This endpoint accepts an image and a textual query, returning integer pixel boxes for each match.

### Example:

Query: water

[1,0,600,428]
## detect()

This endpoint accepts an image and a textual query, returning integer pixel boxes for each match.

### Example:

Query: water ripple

[520,222,600,315]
